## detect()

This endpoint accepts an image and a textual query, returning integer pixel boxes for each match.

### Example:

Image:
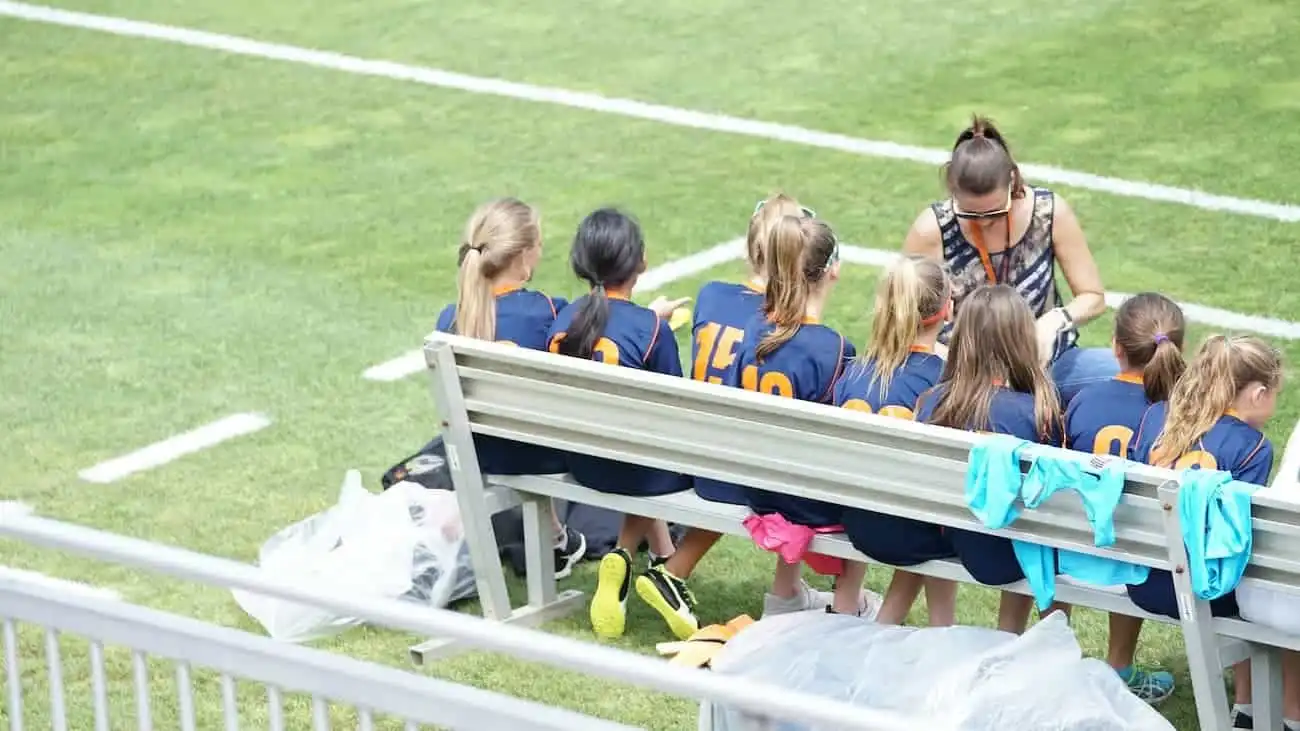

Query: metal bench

[420,332,1300,731]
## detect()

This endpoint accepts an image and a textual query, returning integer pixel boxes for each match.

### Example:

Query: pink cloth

[742,513,845,576]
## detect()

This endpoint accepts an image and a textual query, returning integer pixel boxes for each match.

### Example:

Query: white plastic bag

[232,471,475,643]
[702,611,1173,731]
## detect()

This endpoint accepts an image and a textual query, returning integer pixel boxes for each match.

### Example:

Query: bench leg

[1158,481,1232,731]
[522,493,558,608]
[408,591,586,665]
[1251,645,1285,731]
[408,492,585,666]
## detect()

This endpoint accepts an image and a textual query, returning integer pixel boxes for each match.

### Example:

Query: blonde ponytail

[757,216,837,360]
[453,198,540,341]
[456,246,497,340]
[1152,335,1282,465]
[865,254,949,397]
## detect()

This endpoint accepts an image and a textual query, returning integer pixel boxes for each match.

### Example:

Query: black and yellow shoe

[589,548,632,639]
[635,563,699,640]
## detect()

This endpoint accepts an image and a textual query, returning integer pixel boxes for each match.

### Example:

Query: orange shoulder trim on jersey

[643,314,662,364]
[819,335,848,402]
[1240,433,1269,473]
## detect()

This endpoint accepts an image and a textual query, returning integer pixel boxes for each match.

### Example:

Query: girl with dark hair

[903,115,1116,405]
[546,207,689,641]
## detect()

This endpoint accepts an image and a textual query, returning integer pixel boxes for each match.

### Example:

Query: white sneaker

[858,589,883,621]
[762,579,835,617]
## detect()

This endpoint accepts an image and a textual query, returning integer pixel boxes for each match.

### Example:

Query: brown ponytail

[757,216,838,360]
[945,115,1024,198]
[1113,292,1187,403]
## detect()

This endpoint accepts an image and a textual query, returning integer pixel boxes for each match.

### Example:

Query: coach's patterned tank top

[932,187,1074,348]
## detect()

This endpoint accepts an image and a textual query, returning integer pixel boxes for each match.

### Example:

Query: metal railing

[0,504,943,731]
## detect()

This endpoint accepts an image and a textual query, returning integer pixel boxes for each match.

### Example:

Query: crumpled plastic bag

[701,611,1173,731]
[232,471,475,643]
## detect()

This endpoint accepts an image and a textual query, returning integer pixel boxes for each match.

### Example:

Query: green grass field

[4,0,1300,728]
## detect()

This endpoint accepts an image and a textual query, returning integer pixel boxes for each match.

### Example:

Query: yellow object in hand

[668,307,692,332]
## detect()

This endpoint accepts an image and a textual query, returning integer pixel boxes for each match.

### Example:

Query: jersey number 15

[693,323,744,383]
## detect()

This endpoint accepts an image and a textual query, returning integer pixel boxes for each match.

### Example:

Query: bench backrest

[425,333,1181,571]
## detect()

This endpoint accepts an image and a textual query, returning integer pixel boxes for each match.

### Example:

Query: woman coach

[902,116,1116,404]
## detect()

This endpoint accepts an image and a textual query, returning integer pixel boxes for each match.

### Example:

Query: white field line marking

[78,412,271,483]
[361,238,745,382]
[2,2,1298,222]
[0,566,122,601]
[839,245,1300,339]
[0,501,33,520]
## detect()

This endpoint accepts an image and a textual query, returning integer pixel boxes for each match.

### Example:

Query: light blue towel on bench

[1178,467,1258,601]
[966,435,1150,611]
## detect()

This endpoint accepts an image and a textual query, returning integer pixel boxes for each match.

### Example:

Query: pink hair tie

[1154,332,1170,345]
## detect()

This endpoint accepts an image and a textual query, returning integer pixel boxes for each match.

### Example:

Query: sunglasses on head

[952,184,1013,221]
[753,199,817,219]
[825,236,840,269]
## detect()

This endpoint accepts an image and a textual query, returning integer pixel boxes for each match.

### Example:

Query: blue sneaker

[1117,665,1175,705]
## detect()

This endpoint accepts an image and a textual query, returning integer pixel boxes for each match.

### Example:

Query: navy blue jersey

[1131,404,1274,485]
[690,280,764,384]
[546,293,688,496]
[736,316,855,526]
[436,286,567,474]
[917,385,1063,446]
[1065,373,1148,457]
[548,294,682,375]
[834,348,944,420]
[726,315,855,403]
[436,286,565,351]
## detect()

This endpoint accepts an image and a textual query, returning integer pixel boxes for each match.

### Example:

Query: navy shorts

[476,435,568,475]
[567,456,690,497]
[1126,569,1240,619]
[842,509,954,566]
[747,489,841,529]
[694,477,749,506]
[949,529,1027,586]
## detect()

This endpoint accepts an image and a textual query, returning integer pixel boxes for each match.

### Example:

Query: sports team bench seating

[416,331,1300,731]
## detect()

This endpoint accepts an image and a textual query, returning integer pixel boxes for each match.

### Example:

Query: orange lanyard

[966,215,1012,284]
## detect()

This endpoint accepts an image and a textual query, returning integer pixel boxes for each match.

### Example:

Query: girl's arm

[1050,196,1107,325]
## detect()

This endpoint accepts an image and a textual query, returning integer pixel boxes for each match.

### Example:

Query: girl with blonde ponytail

[640,193,829,641]
[1127,335,1284,726]
[729,214,880,619]
[435,198,588,580]
[836,254,957,627]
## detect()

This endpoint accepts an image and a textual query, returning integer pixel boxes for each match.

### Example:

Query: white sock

[1234,704,1253,717]
[553,525,568,549]
[1284,719,1300,731]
